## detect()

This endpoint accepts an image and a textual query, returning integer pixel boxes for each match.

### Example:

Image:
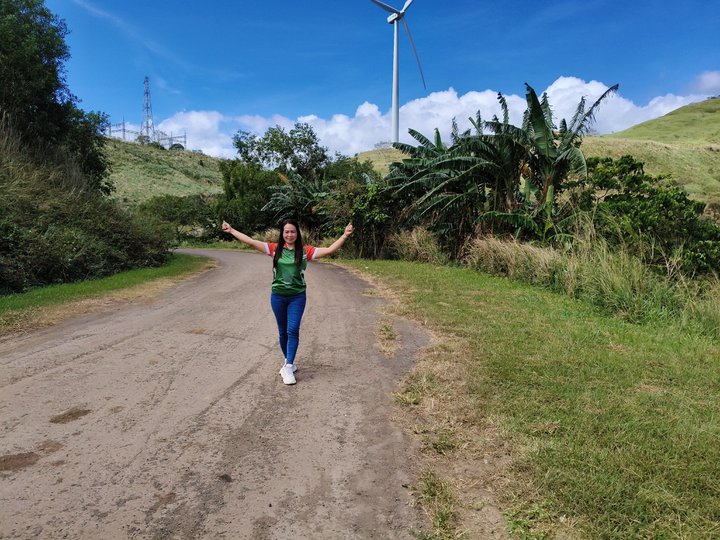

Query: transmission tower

[142,76,155,141]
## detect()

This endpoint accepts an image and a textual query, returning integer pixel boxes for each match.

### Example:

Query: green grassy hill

[607,98,720,144]
[582,136,720,205]
[356,147,406,176]
[585,98,720,204]
[105,138,224,206]
[356,99,720,206]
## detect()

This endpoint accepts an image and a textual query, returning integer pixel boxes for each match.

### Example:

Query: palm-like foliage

[388,127,495,254]
[262,172,334,234]
[387,83,619,249]
[522,82,618,205]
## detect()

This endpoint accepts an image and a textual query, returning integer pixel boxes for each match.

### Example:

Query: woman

[221,219,353,385]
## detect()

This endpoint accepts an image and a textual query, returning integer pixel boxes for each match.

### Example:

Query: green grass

[344,259,720,539]
[356,147,406,175]
[583,136,720,205]
[608,98,720,144]
[105,138,224,206]
[414,470,463,539]
[0,253,209,313]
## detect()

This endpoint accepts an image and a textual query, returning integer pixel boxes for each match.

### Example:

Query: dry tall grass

[387,227,449,265]
[464,234,720,337]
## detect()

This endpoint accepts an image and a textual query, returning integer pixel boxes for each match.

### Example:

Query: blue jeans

[270,291,307,364]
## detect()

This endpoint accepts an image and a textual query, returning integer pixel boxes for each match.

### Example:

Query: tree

[385,84,619,248]
[387,127,493,255]
[520,83,618,206]
[0,0,110,188]
[0,0,71,145]
[233,122,330,178]
[217,161,280,234]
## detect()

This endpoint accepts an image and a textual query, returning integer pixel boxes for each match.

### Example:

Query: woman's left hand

[344,223,354,237]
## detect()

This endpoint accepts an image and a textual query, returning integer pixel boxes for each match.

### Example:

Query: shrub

[463,235,706,327]
[464,237,562,286]
[138,194,215,244]
[0,119,169,294]
[387,228,449,265]
[582,156,720,276]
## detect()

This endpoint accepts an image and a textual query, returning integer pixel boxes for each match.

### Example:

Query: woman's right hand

[221,220,232,233]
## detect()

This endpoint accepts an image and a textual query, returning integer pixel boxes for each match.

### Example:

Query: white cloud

[157,111,235,158]
[140,75,711,158]
[691,71,720,95]
[542,76,707,135]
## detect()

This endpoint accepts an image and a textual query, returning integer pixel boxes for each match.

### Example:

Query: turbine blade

[370,0,400,15]
[402,18,427,89]
[401,0,413,12]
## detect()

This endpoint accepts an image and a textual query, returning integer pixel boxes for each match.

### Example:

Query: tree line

[1,0,169,294]
[3,0,718,296]
[167,83,720,278]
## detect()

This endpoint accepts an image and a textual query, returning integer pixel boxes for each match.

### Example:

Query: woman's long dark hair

[273,219,304,270]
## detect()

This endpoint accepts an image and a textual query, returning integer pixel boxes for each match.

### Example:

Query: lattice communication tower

[142,76,155,141]
[106,76,187,150]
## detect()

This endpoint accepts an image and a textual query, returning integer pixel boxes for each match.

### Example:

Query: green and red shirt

[264,243,318,296]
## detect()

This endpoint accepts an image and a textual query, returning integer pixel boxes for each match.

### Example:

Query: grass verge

[342,259,720,539]
[0,253,213,336]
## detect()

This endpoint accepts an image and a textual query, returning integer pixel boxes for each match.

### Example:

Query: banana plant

[522,83,618,206]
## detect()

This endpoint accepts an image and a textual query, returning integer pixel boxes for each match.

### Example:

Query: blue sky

[46,0,719,157]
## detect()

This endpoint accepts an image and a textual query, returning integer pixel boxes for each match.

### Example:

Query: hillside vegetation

[1,1,171,295]
[608,97,720,144]
[357,99,720,206]
[105,138,224,206]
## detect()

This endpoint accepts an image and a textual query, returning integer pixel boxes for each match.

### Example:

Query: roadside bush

[138,194,215,244]
[318,158,394,258]
[681,279,720,338]
[0,120,169,294]
[564,240,684,323]
[387,227,449,265]
[581,156,720,276]
[464,235,699,326]
[464,237,562,286]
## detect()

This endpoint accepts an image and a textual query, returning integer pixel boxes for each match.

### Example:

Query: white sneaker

[283,360,298,373]
[279,363,296,385]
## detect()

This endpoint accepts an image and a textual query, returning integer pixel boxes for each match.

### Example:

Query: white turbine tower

[370,0,426,143]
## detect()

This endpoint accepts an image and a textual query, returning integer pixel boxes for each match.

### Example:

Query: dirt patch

[38,440,63,454]
[0,258,216,341]
[50,407,91,424]
[154,492,176,505]
[0,452,40,472]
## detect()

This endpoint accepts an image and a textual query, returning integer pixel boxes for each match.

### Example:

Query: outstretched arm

[221,221,266,253]
[314,223,353,259]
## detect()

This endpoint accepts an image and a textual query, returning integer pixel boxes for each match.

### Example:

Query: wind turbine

[370,0,426,143]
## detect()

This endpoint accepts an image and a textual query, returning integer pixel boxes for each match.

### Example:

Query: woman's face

[283,224,298,246]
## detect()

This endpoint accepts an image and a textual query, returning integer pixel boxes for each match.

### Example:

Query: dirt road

[0,249,429,539]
